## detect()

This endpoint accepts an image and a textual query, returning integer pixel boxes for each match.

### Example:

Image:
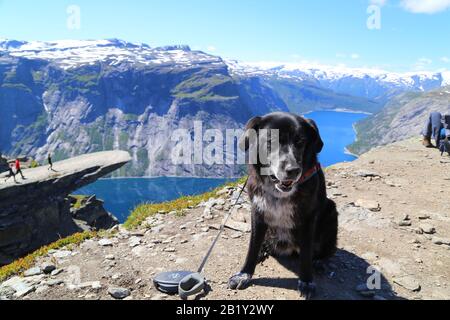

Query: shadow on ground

[251,249,406,300]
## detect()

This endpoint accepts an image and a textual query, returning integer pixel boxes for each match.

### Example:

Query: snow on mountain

[226,60,449,100]
[0,39,222,70]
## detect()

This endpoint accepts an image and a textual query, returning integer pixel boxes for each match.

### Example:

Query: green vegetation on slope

[0,232,97,282]
[124,177,247,229]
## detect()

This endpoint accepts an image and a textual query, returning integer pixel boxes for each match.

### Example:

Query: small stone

[24,267,42,277]
[419,224,436,235]
[201,227,210,233]
[112,273,121,280]
[163,247,176,253]
[47,279,64,286]
[230,232,242,239]
[91,281,102,290]
[180,239,189,244]
[105,255,115,260]
[394,276,421,292]
[398,221,412,227]
[53,250,72,259]
[129,236,142,248]
[354,199,381,212]
[42,263,56,274]
[432,237,450,246]
[98,239,113,247]
[108,287,131,300]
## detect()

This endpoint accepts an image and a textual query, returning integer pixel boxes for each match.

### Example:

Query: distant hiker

[48,153,53,171]
[422,112,444,148]
[15,158,25,179]
[4,164,16,183]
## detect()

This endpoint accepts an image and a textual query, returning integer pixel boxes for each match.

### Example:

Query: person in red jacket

[15,158,25,179]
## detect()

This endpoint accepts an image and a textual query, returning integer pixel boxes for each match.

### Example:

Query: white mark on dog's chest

[252,195,296,229]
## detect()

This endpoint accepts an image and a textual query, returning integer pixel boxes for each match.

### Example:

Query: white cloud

[414,57,433,70]
[441,57,450,63]
[336,53,360,60]
[370,0,387,6]
[401,0,450,14]
[206,45,217,52]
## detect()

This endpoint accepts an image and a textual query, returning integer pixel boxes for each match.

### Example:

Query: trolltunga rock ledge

[0,151,131,265]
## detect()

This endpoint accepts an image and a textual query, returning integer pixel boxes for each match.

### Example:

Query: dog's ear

[239,116,262,151]
[305,118,324,154]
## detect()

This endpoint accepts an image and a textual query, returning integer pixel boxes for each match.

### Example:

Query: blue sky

[0,0,449,72]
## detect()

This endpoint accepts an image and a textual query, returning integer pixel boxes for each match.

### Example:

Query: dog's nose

[286,168,301,179]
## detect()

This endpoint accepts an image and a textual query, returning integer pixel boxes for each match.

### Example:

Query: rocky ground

[1,138,449,300]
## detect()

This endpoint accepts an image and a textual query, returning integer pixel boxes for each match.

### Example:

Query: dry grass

[0,231,96,282]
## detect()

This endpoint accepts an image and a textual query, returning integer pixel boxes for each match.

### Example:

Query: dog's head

[241,112,323,197]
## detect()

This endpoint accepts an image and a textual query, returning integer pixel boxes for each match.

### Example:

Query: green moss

[124,177,246,229]
[0,231,97,282]
[71,195,88,210]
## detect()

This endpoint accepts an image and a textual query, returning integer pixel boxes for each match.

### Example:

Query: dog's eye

[270,175,279,182]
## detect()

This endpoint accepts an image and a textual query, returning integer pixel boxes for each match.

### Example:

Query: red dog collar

[297,163,322,186]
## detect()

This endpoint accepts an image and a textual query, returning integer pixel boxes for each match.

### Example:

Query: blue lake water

[75,111,367,222]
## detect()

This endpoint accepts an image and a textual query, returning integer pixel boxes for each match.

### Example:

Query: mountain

[228,61,450,103]
[348,86,450,155]
[1,39,449,177]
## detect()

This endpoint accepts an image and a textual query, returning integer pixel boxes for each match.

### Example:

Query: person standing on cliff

[48,153,53,171]
[15,158,25,179]
[4,163,17,183]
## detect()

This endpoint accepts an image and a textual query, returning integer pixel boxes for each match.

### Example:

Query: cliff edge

[0,151,131,265]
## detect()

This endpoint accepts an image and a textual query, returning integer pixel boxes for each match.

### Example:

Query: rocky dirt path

[1,138,449,300]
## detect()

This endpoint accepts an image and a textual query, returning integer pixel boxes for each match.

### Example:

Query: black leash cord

[197,177,249,274]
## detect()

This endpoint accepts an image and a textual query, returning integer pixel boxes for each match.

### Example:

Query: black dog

[228,112,338,299]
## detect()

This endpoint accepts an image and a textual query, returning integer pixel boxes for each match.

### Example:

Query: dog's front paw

[298,280,316,299]
[228,273,252,290]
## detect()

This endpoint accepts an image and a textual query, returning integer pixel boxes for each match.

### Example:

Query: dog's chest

[252,195,296,230]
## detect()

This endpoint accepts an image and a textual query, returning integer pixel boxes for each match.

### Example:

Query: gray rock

[50,269,63,276]
[354,170,381,178]
[42,263,56,274]
[398,221,412,227]
[394,276,421,292]
[98,239,113,247]
[419,224,436,235]
[128,236,142,248]
[0,286,15,299]
[354,199,381,212]
[53,250,72,259]
[108,287,131,300]
[2,277,35,298]
[432,237,450,246]
[24,267,42,277]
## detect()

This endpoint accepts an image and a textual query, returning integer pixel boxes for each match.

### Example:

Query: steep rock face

[0,151,131,265]
[349,87,450,154]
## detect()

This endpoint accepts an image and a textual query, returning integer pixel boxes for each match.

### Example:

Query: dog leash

[177,177,249,300]
[197,177,249,274]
